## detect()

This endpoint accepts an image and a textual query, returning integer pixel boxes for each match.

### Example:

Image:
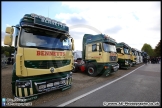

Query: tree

[141,43,154,56]
[1,46,5,54]
[1,46,15,56]
[154,40,161,57]
[4,51,9,57]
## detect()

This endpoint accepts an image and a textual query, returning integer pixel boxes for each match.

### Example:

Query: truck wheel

[119,64,121,69]
[72,64,78,73]
[87,64,98,77]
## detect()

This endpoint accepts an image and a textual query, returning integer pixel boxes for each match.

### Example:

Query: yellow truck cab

[116,42,131,69]
[4,13,74,101]
[130,48,137,66]
[73,34,119,77]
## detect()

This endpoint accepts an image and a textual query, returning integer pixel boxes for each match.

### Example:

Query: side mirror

[6,27,14,35]
[4,34,13,46]
[120,48,124,55]
[71,38,74,50]
[15,47,17,51]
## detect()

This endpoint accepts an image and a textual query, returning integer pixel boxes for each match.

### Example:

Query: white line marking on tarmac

[58,64,145,107]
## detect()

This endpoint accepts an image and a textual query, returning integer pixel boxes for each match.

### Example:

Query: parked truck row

[3,13,149,102]
[73,39,149,75]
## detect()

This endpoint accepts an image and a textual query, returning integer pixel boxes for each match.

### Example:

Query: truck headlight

[70,72,73,76]
[16,80,32,88]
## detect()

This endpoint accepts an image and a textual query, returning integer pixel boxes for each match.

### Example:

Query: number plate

[47,83,53,88]
[39,85,46,89]
[54,82,59,86]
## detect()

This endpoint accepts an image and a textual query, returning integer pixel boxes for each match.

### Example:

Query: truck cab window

[103,43,117,53]
[117,48,121,53]
[92,44,97,52]
[123,47,129,54]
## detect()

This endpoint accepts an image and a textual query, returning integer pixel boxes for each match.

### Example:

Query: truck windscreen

[123,47,130,54]
[131,51,135,56]
[103,43,117,53]
[19,27,71,50]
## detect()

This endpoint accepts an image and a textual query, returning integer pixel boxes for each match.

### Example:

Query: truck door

[85,43,102,61]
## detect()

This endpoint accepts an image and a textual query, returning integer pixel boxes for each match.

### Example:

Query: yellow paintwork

[117,48,131,60]
[5,27,14,35]
[29,88,33,95]
[18,88,22,97]
[85,43,118,63]
[24,88,28,96]
[15,86,34,97]
[4,34,13,46]
[130,50,136,62]
[16,47,73,77]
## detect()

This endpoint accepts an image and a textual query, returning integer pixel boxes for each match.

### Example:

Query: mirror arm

[15,47,17,51]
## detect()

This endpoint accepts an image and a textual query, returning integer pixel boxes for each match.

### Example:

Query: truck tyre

[87,64,98,77]
[72,64,78,73]
[119,63,121,69]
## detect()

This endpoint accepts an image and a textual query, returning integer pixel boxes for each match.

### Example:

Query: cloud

[104,25,122,34]
[2,2,160,51]
[6,24,11,27]
[69,24,102,33]
[66,16,88,25]
[1,31,6,38]
[69,31,86,40]
[57,1,160,50]
[55,13,89,26]
[131,12,139,20]
[1,31,6,46]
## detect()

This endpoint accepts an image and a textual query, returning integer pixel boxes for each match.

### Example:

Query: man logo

[112,56,115,61]
[50,67,54,73]
[110,56,116,61]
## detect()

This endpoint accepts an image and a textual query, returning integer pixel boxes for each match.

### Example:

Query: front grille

[110,56,117,61]
[25,60,71,69]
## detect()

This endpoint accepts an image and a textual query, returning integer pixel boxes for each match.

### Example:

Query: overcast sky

[2,1,161,51]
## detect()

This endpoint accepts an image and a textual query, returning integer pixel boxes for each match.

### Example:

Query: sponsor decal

[37,51,65,56]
